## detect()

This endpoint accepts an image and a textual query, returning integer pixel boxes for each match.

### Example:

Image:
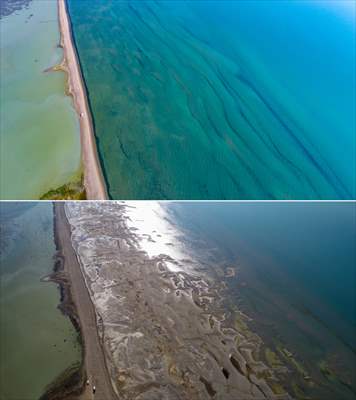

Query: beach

[57,0,107,200]
[53,203,117,399]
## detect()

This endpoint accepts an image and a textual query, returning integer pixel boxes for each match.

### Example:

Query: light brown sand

[57,0,108,200]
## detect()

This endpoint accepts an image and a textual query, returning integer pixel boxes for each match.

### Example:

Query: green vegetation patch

[265,348,283,369]
[269,381,286,395]
[39,361,85,400]
[40,178,86,200]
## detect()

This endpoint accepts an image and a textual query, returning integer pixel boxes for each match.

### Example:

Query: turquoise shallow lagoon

[68,0,355,199]
[167,202,356,399]
[0,0,81,199]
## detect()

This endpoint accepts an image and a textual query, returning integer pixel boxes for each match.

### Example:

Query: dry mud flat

[65,202,292,400]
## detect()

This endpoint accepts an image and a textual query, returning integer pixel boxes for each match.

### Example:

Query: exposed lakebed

[64,201,355,399]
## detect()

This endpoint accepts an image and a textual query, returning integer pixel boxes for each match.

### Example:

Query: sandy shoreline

[40,206,85,400]
[57,0,108,200]
[50,203,117,400]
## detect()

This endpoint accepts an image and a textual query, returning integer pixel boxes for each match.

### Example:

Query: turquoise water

[166,202,356,399]
[67,0,355,199]
[0,202,81,399]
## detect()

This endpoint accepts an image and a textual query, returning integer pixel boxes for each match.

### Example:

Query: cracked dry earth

[65,202,292,400]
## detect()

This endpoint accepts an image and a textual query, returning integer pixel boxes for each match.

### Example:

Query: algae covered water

[0,202,81,399]
[0,0,81,199]
[166,201,356,399]
[67,0,355,199]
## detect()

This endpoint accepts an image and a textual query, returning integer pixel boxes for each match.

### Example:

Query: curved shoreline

[57,0,108,200]
[40,206,86,400]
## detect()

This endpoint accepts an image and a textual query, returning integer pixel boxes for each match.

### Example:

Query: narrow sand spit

[57,0,108,200]
[54,203,117,399]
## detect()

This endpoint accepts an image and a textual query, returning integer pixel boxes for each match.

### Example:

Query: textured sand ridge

[65,202,292,400]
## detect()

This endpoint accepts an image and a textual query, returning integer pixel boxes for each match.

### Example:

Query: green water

[0,202,81,400]
[0,0,81,200]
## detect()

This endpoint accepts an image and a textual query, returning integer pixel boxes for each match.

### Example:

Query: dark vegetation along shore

[45,203,118,400]
[17,0,106,201]
[39,204,86,400]
[40,174,86,200]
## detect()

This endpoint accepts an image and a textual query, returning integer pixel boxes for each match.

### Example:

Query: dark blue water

[167,201,356,399]
[68,0,355,199]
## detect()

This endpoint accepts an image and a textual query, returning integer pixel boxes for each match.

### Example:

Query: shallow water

[0,0,81,199]
[68,0,355,199]
[0,202,81,399]
[165,201,356,399]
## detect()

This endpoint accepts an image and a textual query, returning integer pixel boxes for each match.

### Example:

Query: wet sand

[64,202,293,400]
[52,203,117,399]
[57,0,107,200]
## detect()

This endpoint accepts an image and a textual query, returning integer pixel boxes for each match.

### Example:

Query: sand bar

[54,203,117,399]
[57,0,107,200]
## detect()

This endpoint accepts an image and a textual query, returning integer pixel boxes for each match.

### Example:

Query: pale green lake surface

[0,202,81,400]
[0,0,81,200]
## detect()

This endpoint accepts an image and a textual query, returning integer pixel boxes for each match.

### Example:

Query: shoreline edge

[57,0,108,200]
[46,203,118,399]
